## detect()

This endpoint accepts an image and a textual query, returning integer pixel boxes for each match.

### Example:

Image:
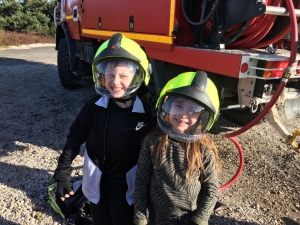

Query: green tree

[0,0,56,35]
[23,0,56,19]
[3,11,50,33]
[22,0,57,34]
[0,0,23,18]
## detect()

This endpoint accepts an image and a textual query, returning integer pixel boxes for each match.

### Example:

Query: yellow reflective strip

[48,195,65,218]
[66,14,80,20]
[48,183,55,189]
[50,201,65,218]
[169,0,176,36]
[47,184,65,219]
[82,29,173,44]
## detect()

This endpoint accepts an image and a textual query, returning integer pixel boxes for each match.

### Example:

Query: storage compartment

[81,0,172,35]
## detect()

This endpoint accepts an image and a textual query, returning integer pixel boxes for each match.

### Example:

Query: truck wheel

[221,107,263,126]
[148,59,193,117]
[57,38,81,88]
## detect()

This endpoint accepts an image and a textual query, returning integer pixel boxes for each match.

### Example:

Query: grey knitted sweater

[134,135,219,225]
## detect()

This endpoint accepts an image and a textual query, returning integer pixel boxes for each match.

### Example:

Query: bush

[2,11,51,33]
[0,16,3,31]
[0,0,56,36]
[0,0,23,18]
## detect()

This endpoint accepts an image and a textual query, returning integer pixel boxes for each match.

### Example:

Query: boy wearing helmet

[53,33,154,225]
[134,71,221,225]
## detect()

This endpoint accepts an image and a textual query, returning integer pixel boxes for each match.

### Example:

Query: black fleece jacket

[53,94,154,182]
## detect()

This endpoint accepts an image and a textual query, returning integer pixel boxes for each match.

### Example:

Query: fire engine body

[53,0,300,146]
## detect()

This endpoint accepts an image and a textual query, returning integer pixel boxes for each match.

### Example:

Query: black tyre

[221,107,263,126]
[148,60,191,117]
[57,38,81,88]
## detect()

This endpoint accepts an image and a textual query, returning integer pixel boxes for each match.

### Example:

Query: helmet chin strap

[112,93,136,107]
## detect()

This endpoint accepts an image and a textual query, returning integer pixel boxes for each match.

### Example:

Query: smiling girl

[134,71,221,225]
[53,33,154,225]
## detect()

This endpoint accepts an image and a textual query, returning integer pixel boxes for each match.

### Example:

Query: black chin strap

[112,94,136,107]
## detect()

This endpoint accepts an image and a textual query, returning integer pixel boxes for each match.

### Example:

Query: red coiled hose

[219,0,298,191]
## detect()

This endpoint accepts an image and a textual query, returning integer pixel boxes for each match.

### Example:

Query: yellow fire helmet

[156,71,220,142]
[92,33,150,98]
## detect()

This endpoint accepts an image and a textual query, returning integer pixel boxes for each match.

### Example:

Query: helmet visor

[93,59,144,98]
[157,96,212,142]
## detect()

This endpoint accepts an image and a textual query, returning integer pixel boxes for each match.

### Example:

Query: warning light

[262,61,288,78]
[240,63,248,73]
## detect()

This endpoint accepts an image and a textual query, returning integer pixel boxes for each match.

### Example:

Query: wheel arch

[55,23,77,72]
[149,59,194,95]
[55,25,65,50]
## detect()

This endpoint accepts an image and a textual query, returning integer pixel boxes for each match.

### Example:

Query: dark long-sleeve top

[53,94,154,204]
[134,135,219,225]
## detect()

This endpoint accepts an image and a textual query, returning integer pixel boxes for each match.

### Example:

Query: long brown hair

[145,126,221,180]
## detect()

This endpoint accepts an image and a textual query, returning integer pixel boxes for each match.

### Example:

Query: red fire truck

[53,0,300,156]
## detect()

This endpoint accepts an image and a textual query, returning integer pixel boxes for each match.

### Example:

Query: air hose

[227,0,284,48]
[181,0,220,26]
[220,0,298,191]
[219,137,244,191]
[226,0,298,138]
[226,0,300,48]
[182,0,298,191]
[224,20,251,44]
[253,0,300,48]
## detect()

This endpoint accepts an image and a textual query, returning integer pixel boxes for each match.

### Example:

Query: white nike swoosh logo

[135,125,146,131]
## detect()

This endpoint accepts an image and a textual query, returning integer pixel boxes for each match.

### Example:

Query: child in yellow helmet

[134,71,221,225]
[53,33,154,225]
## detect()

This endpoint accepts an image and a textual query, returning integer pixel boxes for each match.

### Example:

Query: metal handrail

[265,6,300,17]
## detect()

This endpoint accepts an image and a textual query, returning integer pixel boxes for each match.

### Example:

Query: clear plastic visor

[93,59,144,98]
[157,96,212,142]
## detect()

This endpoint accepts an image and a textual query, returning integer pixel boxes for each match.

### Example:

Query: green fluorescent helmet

[92,33,150,98]
[156,71,220,134]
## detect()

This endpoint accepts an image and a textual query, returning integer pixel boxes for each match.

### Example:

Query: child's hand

[56,181,74,201]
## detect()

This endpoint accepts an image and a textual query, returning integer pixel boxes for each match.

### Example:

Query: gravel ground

[0,45,299,225]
